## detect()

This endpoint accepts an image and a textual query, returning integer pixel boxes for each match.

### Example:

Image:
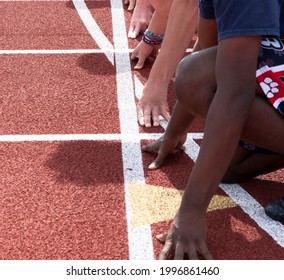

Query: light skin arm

[142,18,218,168]
[128,0,153,38]
[159,36,262,260]
[131,0,172,69]
[137,0,198,127]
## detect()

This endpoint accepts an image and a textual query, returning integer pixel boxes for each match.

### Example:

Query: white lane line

[0,133,203,143]
[0,49,133,55]
[0,48,193,55]
[184,138,284,248]
[72,0,114,64]
[110,0,154,260]
[1,0,109,1]
[0,0,70,1]
[221,183,284,247]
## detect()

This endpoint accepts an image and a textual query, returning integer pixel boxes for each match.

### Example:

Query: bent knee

[175,54,202,104]
[174,47,217,116]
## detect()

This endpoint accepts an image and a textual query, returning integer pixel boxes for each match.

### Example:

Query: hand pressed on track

[136,82,170,127]
[156,209,214,260]
[128,3,153,38]
[131,41,158,70]
[142,133,186,169]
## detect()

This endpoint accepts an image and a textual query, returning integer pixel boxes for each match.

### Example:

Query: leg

[175,46,217,119]
[222,146,284,183]
[175,46,284,155]
[223,146,284,221]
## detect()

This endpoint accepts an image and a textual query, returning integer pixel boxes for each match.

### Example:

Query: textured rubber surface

[0,0,283,260]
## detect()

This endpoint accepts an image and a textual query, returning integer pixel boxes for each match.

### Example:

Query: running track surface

[0,0,283,260]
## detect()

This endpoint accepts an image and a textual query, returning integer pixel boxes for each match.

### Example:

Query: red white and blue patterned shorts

[240,36,284,154]
[257,36,284,116]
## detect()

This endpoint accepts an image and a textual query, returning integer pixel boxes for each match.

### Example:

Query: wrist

[144,79,168,95]
[142,29,164,46]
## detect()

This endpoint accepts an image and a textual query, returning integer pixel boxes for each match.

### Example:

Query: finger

[134,56,147,70]
[160,108,171,122]
[128,25,135,38]
[198,243,214,260]
[177,134,187,150]
[136,104,145,126]
[148,156,164,170]
[131,49,138,60]
[148,146,170,169]
[124,0,129,4]
[133,24,142,38]
[159,239,174,260]
[148,140,175,169]
[156,233,167,243]
[142,140,161,154]
[143,107,152,128]
[187,243,199,260]
[128,1,135,10]
[174,241,185,260]
[129,29,138,39]
[151,107,160,127]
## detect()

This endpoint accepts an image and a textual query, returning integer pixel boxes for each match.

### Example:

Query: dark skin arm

[159,36,262,260]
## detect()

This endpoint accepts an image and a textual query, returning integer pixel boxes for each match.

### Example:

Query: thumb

[128,25,135,38]
[128,1,135,10]
[161,110,171,122]
[134,56,147,70]
[156,233,167,243]
[131,49,138,60]
[132,24,141,38]
[148,151,168,170]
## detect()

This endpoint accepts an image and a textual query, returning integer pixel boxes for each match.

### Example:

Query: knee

[175,54,201,107]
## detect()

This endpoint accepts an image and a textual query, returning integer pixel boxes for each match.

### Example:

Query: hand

[131,40,158,69]
[142,133,186,169]
[124,0,136,11]
[136,81,170,127]
[157,208,214,260]
[128,2,153,38]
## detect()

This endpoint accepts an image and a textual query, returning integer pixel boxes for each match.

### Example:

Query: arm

[137,0,198,127]
[128,0,153,38]
[193,17,217,51]
[142,18,218,169]
[159,36,262,260]
[184,36,261,208]
[131,0,172,69]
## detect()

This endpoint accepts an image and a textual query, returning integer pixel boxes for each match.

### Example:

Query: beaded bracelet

[142,29,164,45]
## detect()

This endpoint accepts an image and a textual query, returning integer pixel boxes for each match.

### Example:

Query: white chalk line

[185,139,284,248]
[3,0,283,257]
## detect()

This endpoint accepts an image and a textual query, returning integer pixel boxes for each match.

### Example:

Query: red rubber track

[0,0,283,260]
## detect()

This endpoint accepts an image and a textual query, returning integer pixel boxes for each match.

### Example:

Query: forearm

[138,0,151,8]
[148,0,198,85]
[181,36,261,212]
[164,101,194,137]
[182,91,254,212]
[146,9,168,35]
[147,0,172,34]
[135,0,152,13]
[135,0,152,15]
